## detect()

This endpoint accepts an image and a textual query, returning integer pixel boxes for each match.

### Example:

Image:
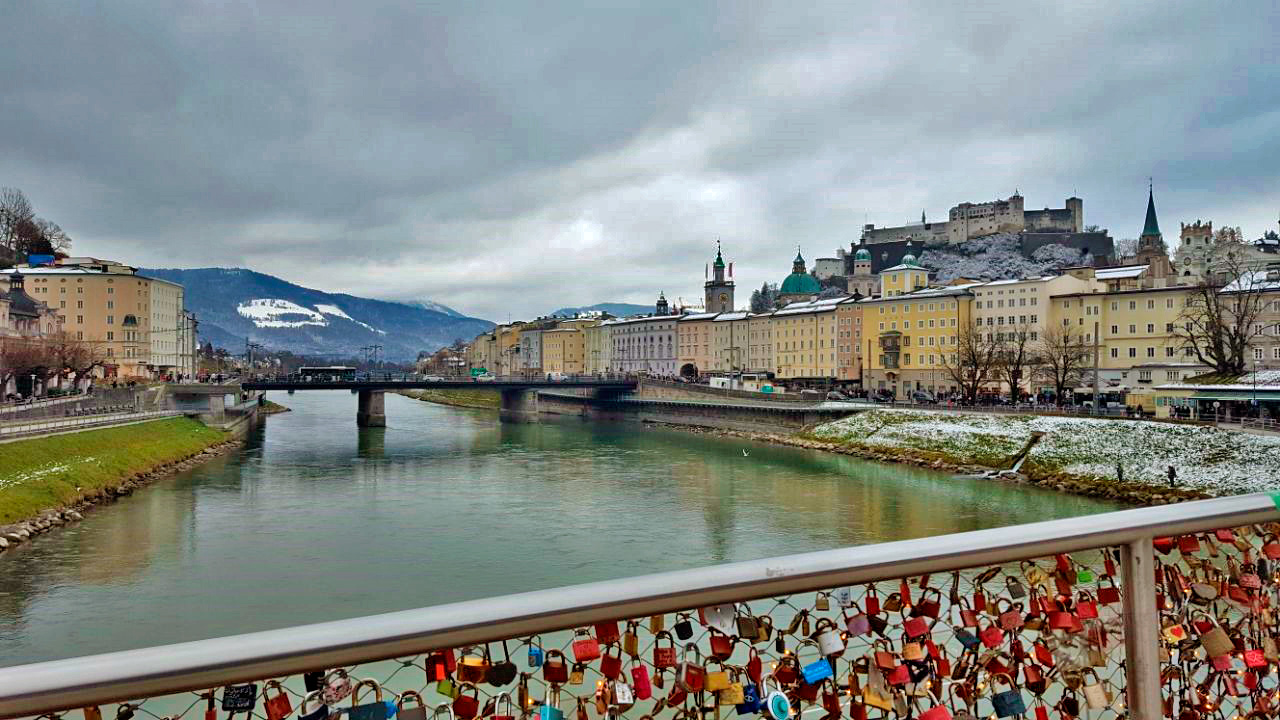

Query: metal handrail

[0,492,1276,717]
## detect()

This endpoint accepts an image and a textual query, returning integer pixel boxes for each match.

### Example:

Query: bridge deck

[242,379,637,391]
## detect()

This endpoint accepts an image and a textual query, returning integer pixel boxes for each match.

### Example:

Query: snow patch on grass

[811,409,1280,496]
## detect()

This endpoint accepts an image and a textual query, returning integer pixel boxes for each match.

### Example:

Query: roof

[1221,270,1280,294]
[1154,369,1280,392]
[858,283,981,303]
[1142,187,1161,237]
[854,247,871,260]
[678,312,720,322]
[713,311,749,322]
[879,262,928,273]
[780,271,821,295]
[1095,265,1148,279]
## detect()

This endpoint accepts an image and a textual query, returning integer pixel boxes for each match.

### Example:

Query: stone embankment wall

[535,392,857,433]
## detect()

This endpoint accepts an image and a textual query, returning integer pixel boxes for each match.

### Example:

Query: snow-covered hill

[139,268,493,361]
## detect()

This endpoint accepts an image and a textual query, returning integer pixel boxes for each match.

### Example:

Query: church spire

[1142,181,1161,238]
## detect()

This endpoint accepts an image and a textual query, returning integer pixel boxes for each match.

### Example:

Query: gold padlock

[815,592,830,611]
[705,662,730,692]
[569,662,585,685]
[622,621,639,658]
[649,614,665,633]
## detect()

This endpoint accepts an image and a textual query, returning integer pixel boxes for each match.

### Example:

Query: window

[1255,348,1265,360]
[1111,302,1117,311]
[107,331,114,341]
[1147,347,1155,357]
[1030,315,1038,324]
[1129,348,1137,358]
[107,300,114,309]
[1147,300,1155,309]
[1129,301,1136,310]
[107,315,114,325]
[1128,324,1136,334]
[1274,348,1280,360]
[76,315,83,324]
[1166,347,1175,357]
[1166,323,1174,333]
[1147,324,1154,333]
[1110,348,1118,358]
[1167,298,1174,308]
[1110,325,1118,335]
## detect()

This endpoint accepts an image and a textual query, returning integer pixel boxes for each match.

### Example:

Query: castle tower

[704,241,735,313]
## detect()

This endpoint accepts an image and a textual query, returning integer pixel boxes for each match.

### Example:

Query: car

[910,391,937,404]
[474,373,496,383]
[423,375,446,382]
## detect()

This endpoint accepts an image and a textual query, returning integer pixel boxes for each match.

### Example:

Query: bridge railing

[3,493,1278,720]
[246,373,637,385]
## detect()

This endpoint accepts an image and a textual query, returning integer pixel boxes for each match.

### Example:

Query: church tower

[655,291,670,316]
[704,242,735,313]
[1134,183,1176,284]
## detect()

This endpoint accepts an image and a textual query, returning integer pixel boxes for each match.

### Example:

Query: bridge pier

[499,389,539,421]
[356,390,386,427]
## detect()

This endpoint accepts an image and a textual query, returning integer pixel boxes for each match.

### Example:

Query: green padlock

[437,678,459,699]
[1077,567,1095,584]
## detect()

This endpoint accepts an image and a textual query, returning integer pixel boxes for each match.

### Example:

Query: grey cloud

[1,0,1277,320]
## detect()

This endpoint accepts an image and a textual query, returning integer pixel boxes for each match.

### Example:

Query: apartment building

[769,297,841,381]
[834,297,864,383]
[710,312,750,373]
[677,312,717,377]
[860,279,976,396]
[746,312,775,375]
[542,327,587,375]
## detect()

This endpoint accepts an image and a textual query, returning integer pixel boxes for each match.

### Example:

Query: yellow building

[1049,284,1209,390]
[710,312,750,372]
[677,312,717,377]
[835,296,863,383]
[469,332,497,375]
[746,312,775,375]
[494,323,526,377]
[769,297,841,382]
[542,327,587,375]
[583,322,613,375]
[860,261,976,397]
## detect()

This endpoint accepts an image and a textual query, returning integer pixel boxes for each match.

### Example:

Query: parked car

[424,375,446,382]
[910,390,937,404]
[474,373,496,383]
[871,390,895,403]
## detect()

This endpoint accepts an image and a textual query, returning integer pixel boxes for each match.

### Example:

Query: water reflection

[0,391,1120,666]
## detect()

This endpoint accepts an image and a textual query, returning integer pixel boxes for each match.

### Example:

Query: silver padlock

[814,618,845,656]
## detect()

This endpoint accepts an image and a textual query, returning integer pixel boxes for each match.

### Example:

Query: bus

[298,366,357,382]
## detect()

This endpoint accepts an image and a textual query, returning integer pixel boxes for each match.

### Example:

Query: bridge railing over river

[3,493,1278,720]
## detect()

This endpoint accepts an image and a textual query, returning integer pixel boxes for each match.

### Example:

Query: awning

[1190,391,1280,402]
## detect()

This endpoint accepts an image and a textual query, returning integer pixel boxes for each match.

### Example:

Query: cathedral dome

[901,253,918,267]
[780,271,821,295]
[854,247,871,261]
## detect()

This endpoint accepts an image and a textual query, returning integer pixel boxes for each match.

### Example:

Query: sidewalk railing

[0,409,182,439]
[2,493,1278,719]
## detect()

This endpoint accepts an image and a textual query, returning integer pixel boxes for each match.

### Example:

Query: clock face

[719,293,728,302]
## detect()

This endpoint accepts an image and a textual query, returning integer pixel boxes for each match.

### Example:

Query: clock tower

[704,242,735,313]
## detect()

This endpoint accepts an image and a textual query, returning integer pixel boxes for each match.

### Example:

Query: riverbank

[652,412,1224,506]
[399,388,499,410]
[0,417,237,548]
[260,399,291,415]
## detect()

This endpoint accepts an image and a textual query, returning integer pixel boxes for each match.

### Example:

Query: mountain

[551,302,653,318]
[139,268,493,361]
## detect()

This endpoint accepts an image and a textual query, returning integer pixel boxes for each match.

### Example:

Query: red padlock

[746,647,762,684]
[452,683,480,719]
[263,681,292,720]
[1179,535,1201,554]
[865,585,880,615]
[630,664,652,700]
[652,631,677,669]
[600,647,623,679]
[1245,648,1268,669]
[708,631,734,660]
[543,650,570,684]
[675,643,705,692]
[571,630,600,663]
[903,616,929,639]
[594,620,620,646]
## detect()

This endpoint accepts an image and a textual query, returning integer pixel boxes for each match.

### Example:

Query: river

[0,391,1120,667]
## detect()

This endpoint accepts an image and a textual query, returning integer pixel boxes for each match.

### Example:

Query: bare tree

[1174,251,1268,376]
[995,322,1038,403]
[43,331,107,389]
[0,338,54,397]
[1035,325,1091,406]
[941,326,1001,404]
[0,187,34,252]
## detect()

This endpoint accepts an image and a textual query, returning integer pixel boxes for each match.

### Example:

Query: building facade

[769,297,841,381]
[677,312,717,377]
[861,194,1084,246]
[609,315,679,375]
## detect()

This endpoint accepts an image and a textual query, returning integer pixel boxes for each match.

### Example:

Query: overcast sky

[2,1,1278,321]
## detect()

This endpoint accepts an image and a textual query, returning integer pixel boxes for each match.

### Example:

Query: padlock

[600,646,624,679]
[846,602,871,637]
[882,593,904,613]
[263,681,292,720]
[649,614,665,633]
[622,622,639,658]
[865,585,881,615]
[979,621,1003,649]
[719,668,746,706]
[1005,575,1026,599]
[736,682,762,714]
[493,693,516,720]
[990,673,1025,718]
[568,663,585,686]
[763,678,791,720]
[703,603,737,634]
[1097,576,1120,605]
[350,679,397,720]
[674,613,695,640]
[746,647,763,684]
[436,678,457,699]
[425,653,450,682]
[527,637,544,668]
[902,642,925,662]
[1244,647,1268,669]
[709,630,735,660]
[903,615,929,639]
[736,611,758,639]
[814,618,845,656]
[222,684,257,713]
[571,629,601,663]
[862,664,893,712]
[1081,669,1110,710]
[431,702,455,720]
[397,691,428,720]
[630,662,652,700]
[486,641,518,686]
[451,682,482,720]
[676,643,705,692]
[799,640,834,685]
[543,649,569,684]
[84,708,104,720]
[835,587,853,608]
[1194,612,1234,657]
[706,660,731,692]
[815,591,831,611]
[913,588,942,619]
[298,691,329,720]
[653,630,677,668]
[538,687,563,720]
[458,647,489,684]
[595,620,620,645]
[919,706,952,720]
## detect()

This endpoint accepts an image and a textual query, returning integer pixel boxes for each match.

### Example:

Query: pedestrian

[1167,466,1177,488]
[1116,462,1124,483]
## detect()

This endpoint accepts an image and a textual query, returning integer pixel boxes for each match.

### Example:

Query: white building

[607,315,679,376]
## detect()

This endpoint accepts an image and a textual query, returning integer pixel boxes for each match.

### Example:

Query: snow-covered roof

[713,311,749,322]
[1155,369,1280,391]
[0,266,105,275]
[859,283,981,303]
[1095,265,1148,279]
[1220,270,1280,294]
[773,297,844,316]
[978,276,1058,287]
[678,312,720,322]
[881,263,927,273]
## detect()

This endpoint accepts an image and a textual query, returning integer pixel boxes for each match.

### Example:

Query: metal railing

[0,409,182,439]
[3,493,1279,719]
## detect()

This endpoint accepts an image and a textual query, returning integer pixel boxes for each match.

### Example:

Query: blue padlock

[762,678,790,720]
[735,683,762,715]
[991,674,1025,718]
[798,641,833,685]
[527,637,544,668]
[538,688,563,720]
[347,680,396,720]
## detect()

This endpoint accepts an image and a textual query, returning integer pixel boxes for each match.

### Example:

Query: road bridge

[240,375,637,426]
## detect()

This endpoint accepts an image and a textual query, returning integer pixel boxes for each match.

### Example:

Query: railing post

[1122,537,1161,719]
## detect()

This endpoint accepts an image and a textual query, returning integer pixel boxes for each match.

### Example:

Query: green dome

[901,253,918,267]
[854,247,871,261]
[780,271,822,295]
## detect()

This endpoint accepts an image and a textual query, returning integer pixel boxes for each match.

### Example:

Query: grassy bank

[806,409,1280,498]
[400,388,500,410]
[0,418,228,525]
